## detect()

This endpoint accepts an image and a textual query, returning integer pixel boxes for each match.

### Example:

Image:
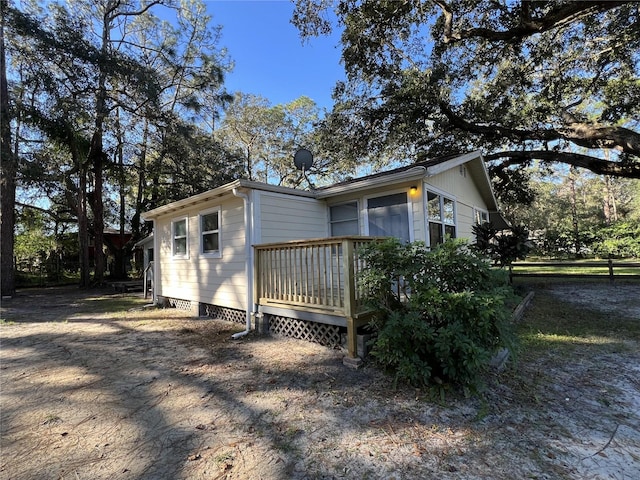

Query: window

[367,192,410,242]
[330,202,359,236]
[200,209,221,256]
[426,191,456,246]
[475,209,489,225]
[172,218,188,256]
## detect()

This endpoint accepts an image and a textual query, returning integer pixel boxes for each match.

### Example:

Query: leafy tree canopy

[292,1,640,184]
[217,93,336,187]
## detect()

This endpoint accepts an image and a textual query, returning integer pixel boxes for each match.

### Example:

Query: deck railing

[254,236,377,318]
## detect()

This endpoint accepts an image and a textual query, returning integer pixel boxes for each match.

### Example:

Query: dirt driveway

[1,284,639,479]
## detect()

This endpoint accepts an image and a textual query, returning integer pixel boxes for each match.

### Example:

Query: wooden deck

[254,236,378,361]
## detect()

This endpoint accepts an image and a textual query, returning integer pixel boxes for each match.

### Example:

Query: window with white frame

[200,208,221,256]
[474,208,490,225]
[329,202,359,236]
[172,217,188,256]
[426,191,456,246]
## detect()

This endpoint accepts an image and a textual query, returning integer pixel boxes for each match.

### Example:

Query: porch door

[367,192,410,242]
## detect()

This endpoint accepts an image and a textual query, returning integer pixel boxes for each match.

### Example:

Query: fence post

[608,258,614,283]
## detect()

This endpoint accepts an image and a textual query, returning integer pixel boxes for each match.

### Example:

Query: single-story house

[142,151,506,365]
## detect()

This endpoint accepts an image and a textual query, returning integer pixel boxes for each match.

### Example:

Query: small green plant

[42,414,62,425]
[359,238,517,390]
[214,451,234,468]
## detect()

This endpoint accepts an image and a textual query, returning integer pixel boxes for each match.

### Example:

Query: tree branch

[439,102,640,157]
[435,1,627,44]
[16,201,77,224]
[111,0,164,19]
[438,102,556,142]
[485,150,640,179]
[559,123,640,156]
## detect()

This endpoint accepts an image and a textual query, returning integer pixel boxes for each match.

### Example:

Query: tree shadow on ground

[1,286,639,479]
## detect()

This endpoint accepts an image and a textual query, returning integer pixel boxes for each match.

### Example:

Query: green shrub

[591,222,640,258]
[359,238,516,389]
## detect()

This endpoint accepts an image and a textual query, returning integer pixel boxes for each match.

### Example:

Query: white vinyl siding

[425,166,490,241]
[258,191,328,243]
[156,197,246,310]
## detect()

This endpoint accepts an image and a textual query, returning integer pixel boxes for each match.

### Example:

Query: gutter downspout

[232,188,253,339]
[151,219,158,305]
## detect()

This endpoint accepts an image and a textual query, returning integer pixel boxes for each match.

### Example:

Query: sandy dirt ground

[1,283,639,480]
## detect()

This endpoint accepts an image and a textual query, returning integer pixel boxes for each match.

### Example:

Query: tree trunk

[603,176,612,226]
[569,167,580,256]
[78,163,90,288]
[113,107,127,280]
[131,118,149,240]
[88,1,114,286]
[118,123,127,280]
[0,0,16,296]
[90,132,105,285]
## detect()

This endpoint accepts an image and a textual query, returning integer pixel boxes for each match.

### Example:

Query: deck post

[253,245,259,311]
[342,238,363,367]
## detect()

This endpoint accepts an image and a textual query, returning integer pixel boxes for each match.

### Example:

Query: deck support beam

[342,239,360,363]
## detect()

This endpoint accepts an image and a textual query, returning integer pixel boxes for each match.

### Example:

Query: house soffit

[315,167,428,199]
[316,151,492,201]
[141,179,316,220]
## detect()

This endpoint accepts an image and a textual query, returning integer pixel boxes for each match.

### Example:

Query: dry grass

[1,284,638,479]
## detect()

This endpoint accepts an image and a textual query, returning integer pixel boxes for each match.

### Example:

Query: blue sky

[205,0,344,112]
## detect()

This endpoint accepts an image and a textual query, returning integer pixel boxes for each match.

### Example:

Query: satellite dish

[293,148,314,172]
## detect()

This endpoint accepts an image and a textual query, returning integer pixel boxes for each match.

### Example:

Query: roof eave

[141,180,243,220]
[424,150,482,176]
[141,179,316,220]
[134,234,153,248]
[315,166,428,199]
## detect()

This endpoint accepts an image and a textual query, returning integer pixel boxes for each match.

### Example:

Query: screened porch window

[367,192,410,242]
[427,191,456,246]
[330,202,359,236]
[172,218,188,257]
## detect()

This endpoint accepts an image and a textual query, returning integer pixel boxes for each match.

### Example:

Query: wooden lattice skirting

[163,298,341,348]
[202,304,246,325]
[167,298,191,311]
[268,315,342,347]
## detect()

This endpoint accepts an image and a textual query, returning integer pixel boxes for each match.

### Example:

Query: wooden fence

[509,259,640,282]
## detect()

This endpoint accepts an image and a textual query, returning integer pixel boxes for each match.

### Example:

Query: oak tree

[293,1,640,184]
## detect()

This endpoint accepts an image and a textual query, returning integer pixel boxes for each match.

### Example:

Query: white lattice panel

[203,304,246,324]
[168,298,191,310]
[269,315,341,347]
